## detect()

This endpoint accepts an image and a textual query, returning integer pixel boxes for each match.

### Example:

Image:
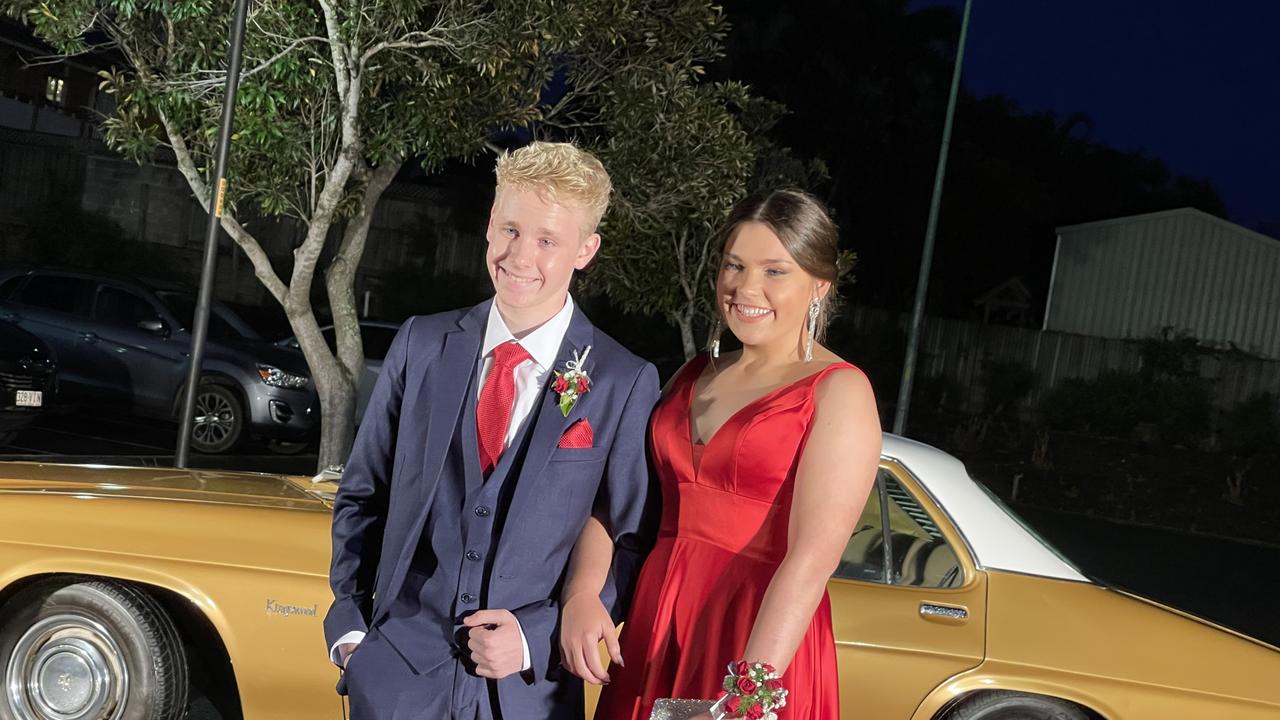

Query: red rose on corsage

[553,346,592,417]
[721,659,787,719]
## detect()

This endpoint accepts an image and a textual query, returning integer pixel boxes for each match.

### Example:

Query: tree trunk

[315,367,357,470]
[677,306,696,361]
[317,161,401,471]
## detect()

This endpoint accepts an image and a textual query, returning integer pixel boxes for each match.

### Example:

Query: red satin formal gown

[595,353,849,720]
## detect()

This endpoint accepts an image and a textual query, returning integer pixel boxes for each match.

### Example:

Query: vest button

[461,593,476,603]
[465,550,481,561]
[474,505,491,517]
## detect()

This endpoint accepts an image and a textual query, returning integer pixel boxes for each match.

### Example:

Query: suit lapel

[419,302,487,502]
[500,306,597,532]
[397,303,485,561]
[459,366,484,497]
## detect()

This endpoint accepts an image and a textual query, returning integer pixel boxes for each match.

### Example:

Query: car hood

[196,336,313,377]
[0,320,50,362]
[985,570,1280,707]
[0,461,328,511]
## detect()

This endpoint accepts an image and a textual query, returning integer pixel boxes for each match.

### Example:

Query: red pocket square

[558,419,594,449]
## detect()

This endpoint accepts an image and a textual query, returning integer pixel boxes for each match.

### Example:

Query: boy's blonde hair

[494,142,612,234]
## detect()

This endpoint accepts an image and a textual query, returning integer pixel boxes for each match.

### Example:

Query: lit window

[45,77,65,105]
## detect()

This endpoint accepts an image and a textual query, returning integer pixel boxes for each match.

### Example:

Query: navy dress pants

[343,627,492,720]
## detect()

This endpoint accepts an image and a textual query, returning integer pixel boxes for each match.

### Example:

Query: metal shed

[1044,208,1280,359]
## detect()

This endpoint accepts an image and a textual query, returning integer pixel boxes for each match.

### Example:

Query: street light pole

[175,0,251,468]
[892,0,973,436]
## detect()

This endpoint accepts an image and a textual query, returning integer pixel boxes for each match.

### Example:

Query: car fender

[911,664,1117,720]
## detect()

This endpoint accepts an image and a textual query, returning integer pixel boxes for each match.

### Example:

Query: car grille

[0,371,46,391]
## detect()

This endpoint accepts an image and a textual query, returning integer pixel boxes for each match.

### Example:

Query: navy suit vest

[377,365,538,677]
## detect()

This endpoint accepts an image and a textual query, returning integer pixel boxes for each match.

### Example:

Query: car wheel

[190,384,243,454]
[0,578,189,720]
[948,691,1090,720]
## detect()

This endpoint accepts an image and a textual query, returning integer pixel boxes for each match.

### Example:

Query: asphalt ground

[0,410,318,475]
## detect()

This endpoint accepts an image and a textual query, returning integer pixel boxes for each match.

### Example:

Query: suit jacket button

[461,593,476,603]
[474,506,491,517]
[465,550,481,561]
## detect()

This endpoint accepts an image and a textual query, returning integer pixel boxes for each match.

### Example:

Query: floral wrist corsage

[716,660,787,719]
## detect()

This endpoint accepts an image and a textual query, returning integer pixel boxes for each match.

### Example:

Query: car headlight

[257,364,310,389]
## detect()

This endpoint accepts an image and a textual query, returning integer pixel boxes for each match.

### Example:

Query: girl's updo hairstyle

[715,189,843,341]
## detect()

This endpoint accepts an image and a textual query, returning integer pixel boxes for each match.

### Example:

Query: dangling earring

[709,315,723,358]
[804,298,820,363]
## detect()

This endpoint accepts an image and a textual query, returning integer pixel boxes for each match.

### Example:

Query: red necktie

[476,341,531,477]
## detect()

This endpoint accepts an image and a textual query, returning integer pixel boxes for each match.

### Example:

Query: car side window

[0,275,26,300]
[884,475,962,588]
[16,275,91,315]
[835,473,890,583]
[834,469,963,589]
[95,286,162,328]
[363,326,396,361]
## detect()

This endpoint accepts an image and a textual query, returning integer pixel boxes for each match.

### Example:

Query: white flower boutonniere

[552,346,592,417]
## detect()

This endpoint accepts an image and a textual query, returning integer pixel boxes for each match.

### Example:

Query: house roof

[1056,207,1279,248]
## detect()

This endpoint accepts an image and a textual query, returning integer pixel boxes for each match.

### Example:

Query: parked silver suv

[0,267,318,453]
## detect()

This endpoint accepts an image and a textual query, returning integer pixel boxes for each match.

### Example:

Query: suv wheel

[0,578,189,720]
[191,384,243,454]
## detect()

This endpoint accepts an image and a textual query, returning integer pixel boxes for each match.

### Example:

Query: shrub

[980,359,1037,417]
[1221,393,1280,456]
[1039,370,1210,445]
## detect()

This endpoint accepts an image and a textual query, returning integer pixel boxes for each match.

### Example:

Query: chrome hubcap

[5,615,127,719]
[192,391,235,446]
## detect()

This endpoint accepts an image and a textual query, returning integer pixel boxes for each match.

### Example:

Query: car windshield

[971,479,1091,580]
[155,291,257,342]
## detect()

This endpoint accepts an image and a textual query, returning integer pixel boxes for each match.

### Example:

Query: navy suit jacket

[324,299,659,716]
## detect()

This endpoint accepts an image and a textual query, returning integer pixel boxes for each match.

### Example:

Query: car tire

[190,383,243,454]
[948,691,1090,720]
[0,578,189,720]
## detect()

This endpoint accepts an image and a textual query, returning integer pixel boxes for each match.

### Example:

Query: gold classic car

[1,435,1278,719]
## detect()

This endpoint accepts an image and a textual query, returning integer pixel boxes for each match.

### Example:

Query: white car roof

[881,434,1089,583]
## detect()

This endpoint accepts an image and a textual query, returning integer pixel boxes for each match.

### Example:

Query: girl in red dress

[559,190,882,720]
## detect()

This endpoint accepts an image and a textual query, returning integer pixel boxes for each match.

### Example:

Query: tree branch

[326,159,400,383]
[168,36,329,90]
[358,17,488,68]
[157,109,288,304]
[317,0,351,104]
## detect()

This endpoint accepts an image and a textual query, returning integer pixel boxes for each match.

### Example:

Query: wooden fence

[841,305,1280,416]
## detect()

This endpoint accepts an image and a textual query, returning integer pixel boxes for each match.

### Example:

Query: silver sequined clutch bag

[649,698,719,720]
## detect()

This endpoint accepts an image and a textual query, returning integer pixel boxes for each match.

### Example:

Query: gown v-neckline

[684,355,849,472]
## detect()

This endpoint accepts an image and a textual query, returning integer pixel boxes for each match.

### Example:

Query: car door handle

[80,332,99,343]
[920,602,969,625]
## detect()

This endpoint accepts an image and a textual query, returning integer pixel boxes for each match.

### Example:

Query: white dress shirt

[331,297,576,670]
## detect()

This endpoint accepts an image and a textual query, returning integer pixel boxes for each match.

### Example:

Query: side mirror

[138,318,169,337]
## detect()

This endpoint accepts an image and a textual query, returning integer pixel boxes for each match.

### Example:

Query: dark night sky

[913,0,1279,232]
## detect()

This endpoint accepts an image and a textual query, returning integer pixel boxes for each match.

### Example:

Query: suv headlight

[257,364,310,389]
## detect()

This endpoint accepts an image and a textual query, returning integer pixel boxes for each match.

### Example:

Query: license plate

[15,390,42,407]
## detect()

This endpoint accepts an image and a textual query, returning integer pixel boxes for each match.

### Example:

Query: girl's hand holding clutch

[559,591,623,685]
